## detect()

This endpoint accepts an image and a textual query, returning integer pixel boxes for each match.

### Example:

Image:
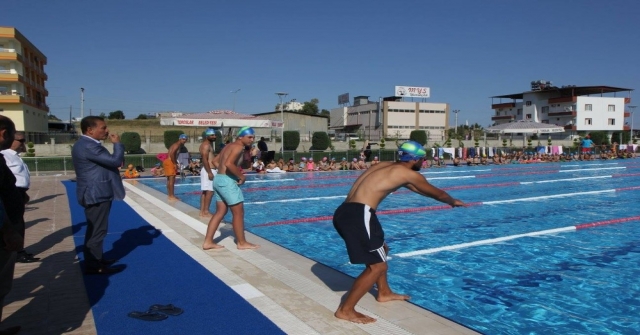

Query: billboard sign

[338,93,349,104]
[395,86,430,98]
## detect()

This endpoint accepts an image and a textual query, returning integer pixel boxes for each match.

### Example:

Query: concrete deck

[2,174,480,335]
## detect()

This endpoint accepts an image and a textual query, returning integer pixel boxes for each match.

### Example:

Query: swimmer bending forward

[333,140,466,324]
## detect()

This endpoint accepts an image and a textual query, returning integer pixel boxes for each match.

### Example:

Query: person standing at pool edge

[333,140,466,324]
[199,128,218,217]
[164,134,188,201]
[203,127,259,250]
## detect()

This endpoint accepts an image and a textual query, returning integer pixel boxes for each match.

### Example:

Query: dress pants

[83,201,112,270]
[0,249,16,320]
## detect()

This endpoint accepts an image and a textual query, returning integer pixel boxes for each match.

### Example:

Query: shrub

[283,131,300,151]
[349,139,356,150]
[164,130,184,149]
[121,132,142,153]
[379,138,386,149]
[409,130,427,146]
[502,139,508,147]
[26,141,35,157]
[311,132,330,151]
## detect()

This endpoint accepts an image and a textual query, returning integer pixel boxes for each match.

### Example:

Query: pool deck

[2,174,480,335]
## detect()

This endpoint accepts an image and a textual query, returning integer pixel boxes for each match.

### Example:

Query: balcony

[0,71,21,82]
[0,92,23,103]
[491,115,515,121]
[625,97,631,104]
[491,102,515,109]
[624,126,631,131]
[548,96,577,104]
[625,112,631,117]
[564,125,577,131]
[548,111,576,117]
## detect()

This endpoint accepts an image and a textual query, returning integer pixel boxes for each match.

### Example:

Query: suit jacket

[72,136,125,206]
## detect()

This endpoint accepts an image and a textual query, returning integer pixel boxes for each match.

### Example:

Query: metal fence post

[34,157,38,177]
[63,156,67,175]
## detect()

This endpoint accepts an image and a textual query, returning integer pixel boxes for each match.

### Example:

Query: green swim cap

[237,126,255,137]
[398,141,426,161]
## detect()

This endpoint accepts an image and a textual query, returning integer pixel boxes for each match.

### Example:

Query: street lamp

[231,89,240,112]
[80,88,85,119]
[453,109,460,136]
[276,92,288,155]
[629,105,637,144]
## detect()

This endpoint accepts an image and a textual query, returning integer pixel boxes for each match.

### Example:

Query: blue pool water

[139,161,640,334]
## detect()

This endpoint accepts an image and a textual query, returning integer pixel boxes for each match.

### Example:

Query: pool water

[140,161,640,334]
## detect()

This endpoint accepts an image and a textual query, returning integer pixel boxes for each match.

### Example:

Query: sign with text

[395,86,430,98]
[338,93,349,105]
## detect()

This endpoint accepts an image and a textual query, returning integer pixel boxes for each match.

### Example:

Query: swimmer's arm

[406,175,465,207]
[224,146,245,180]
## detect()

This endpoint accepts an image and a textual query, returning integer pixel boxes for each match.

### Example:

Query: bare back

[345,161,460,210]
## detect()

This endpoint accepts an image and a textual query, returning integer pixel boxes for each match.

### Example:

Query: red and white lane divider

[394,215,640,258]
[254,186,640,227]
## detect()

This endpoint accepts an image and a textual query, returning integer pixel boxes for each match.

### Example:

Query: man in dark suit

[71,116,126,275]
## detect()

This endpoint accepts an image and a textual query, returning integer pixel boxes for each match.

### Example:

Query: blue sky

[5,0,640,126]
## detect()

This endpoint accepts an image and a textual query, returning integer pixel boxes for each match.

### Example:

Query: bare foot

[168,196,180,201]
[199,212,214,218]
[237,242,260,250]
[202,242,225,250]
[376,292,410,303]
[334,309,376,324]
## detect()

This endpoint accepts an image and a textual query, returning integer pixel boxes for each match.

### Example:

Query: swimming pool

[140,161,640,334]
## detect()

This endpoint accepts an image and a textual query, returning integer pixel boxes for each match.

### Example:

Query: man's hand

[109,133,120,143]
[3,230,23,251]
[237,175,246,185]
[450,199,467,207]
[207,171,214,181]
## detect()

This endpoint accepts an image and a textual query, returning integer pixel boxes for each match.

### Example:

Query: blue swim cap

[237,126,255,137]
[398,141,426,162]
[179,134,188,140]
[205,128,216,136]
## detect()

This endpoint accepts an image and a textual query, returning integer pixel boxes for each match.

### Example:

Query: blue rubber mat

[63,181,284,335]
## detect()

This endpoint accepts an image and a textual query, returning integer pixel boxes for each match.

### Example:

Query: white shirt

[0,149,30,188]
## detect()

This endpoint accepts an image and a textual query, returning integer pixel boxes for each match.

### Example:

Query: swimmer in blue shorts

[333,140,466,324]
[203,126,259,250]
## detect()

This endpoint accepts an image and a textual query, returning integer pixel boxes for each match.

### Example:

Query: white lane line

[394,226,576,258]
[561,163,619,167]
[246,195,346,205]
[482,189,615,205]
[429,176,476,180]
[421,169,490,175]
[559,167,626,172]
[520,175,612,184]
[245,178,295,183]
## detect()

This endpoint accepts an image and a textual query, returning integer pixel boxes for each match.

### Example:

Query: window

[517,108,522,115]
[541,106,549,113]
[526,114,532,119]
[585,118,592,125]
[526,101,532,106]
[608,118,615,125]
[608,105,615,112]
[585,104,592,111]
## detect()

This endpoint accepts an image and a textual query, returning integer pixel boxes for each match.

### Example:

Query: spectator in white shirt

[0,132,38,263]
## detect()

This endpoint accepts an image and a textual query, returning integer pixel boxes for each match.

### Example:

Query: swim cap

[237,126,255,137]
[179,134,188,140]
[353,158,357,162]
[309,158,313,161]
[398,141,426,162]
[301,157,306,161]
[205,128,216,136]
[342,157,346,160]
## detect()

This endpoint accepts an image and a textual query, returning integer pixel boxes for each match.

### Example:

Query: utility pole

[80,87,85,119]
[231,89,241,112]
[276,92,288,155]
[629,105,637,144]
[453,109,460,136]
[69,105,72,123]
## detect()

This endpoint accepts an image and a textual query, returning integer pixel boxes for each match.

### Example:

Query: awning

[159,110,282,128]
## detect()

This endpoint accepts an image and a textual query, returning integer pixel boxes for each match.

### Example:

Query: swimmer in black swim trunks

[332,140,466,324]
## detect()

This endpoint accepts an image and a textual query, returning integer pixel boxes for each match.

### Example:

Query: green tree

[108,110,125,120]
[301,98,320,115]
[135,114,148,120]
[99,112,107,118]
[409,130,428,146]
[283,131,300,150]
[121,132,142,153]
[164,130,184,149]
[48,114,61,121]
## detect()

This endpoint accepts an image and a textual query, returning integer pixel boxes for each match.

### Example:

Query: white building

[491,83,633,140]
[330,95,449,142]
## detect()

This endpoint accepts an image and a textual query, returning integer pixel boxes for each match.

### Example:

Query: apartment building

[491,81,633,139]
[0,27,49,142]
[330,95,449,142]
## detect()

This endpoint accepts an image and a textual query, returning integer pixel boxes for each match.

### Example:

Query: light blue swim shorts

[214,174,244,205]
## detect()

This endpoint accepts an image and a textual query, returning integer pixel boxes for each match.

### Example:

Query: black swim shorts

[333,202,386,264]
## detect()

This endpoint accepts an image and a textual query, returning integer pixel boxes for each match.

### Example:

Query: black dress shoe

[85,265,126,275]
[0,325,21,335]
[16,254,40,263]
[100,258,118,265]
